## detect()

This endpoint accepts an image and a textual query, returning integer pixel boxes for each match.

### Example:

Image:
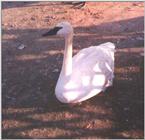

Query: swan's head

[42,21,73,38]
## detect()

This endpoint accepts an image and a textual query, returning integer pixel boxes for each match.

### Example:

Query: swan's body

[43,22,115,103]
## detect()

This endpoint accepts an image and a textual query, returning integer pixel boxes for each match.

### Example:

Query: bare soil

[2,2,144,139]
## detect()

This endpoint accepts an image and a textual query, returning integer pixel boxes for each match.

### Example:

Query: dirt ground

[2,2,144,139]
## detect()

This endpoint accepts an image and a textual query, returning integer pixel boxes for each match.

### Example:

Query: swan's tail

[100,42,115,92]
[100,42,115,51]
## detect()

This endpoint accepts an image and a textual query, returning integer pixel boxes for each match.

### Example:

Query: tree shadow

[2,2,65,9]
[2,2,37,9]
[2,16,144,138]
[74,16,144,49]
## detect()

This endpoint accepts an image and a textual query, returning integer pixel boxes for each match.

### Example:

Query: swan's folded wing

[72,42,115,89]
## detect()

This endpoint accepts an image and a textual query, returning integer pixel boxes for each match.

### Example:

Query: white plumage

[43,22,115,103]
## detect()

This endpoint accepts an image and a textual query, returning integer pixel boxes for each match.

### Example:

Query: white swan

[42,22,115,103]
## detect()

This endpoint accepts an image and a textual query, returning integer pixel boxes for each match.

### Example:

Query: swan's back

[56,42,115,103]
[73,42,115,65]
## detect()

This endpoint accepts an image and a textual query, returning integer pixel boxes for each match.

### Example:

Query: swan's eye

[42,26,62,37]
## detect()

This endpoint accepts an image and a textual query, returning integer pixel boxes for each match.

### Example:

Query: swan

[42,22,115,103]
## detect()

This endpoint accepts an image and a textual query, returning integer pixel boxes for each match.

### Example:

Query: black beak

[42,27,62,37]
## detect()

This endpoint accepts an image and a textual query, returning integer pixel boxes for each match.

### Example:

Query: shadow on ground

[2,16,144,138]
[2,2,61,9]
[2,2,80,10]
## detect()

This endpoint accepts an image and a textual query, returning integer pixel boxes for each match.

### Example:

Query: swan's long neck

[61,34,73,76]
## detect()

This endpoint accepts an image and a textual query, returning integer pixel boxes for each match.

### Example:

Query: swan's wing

[72,42,115,89]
